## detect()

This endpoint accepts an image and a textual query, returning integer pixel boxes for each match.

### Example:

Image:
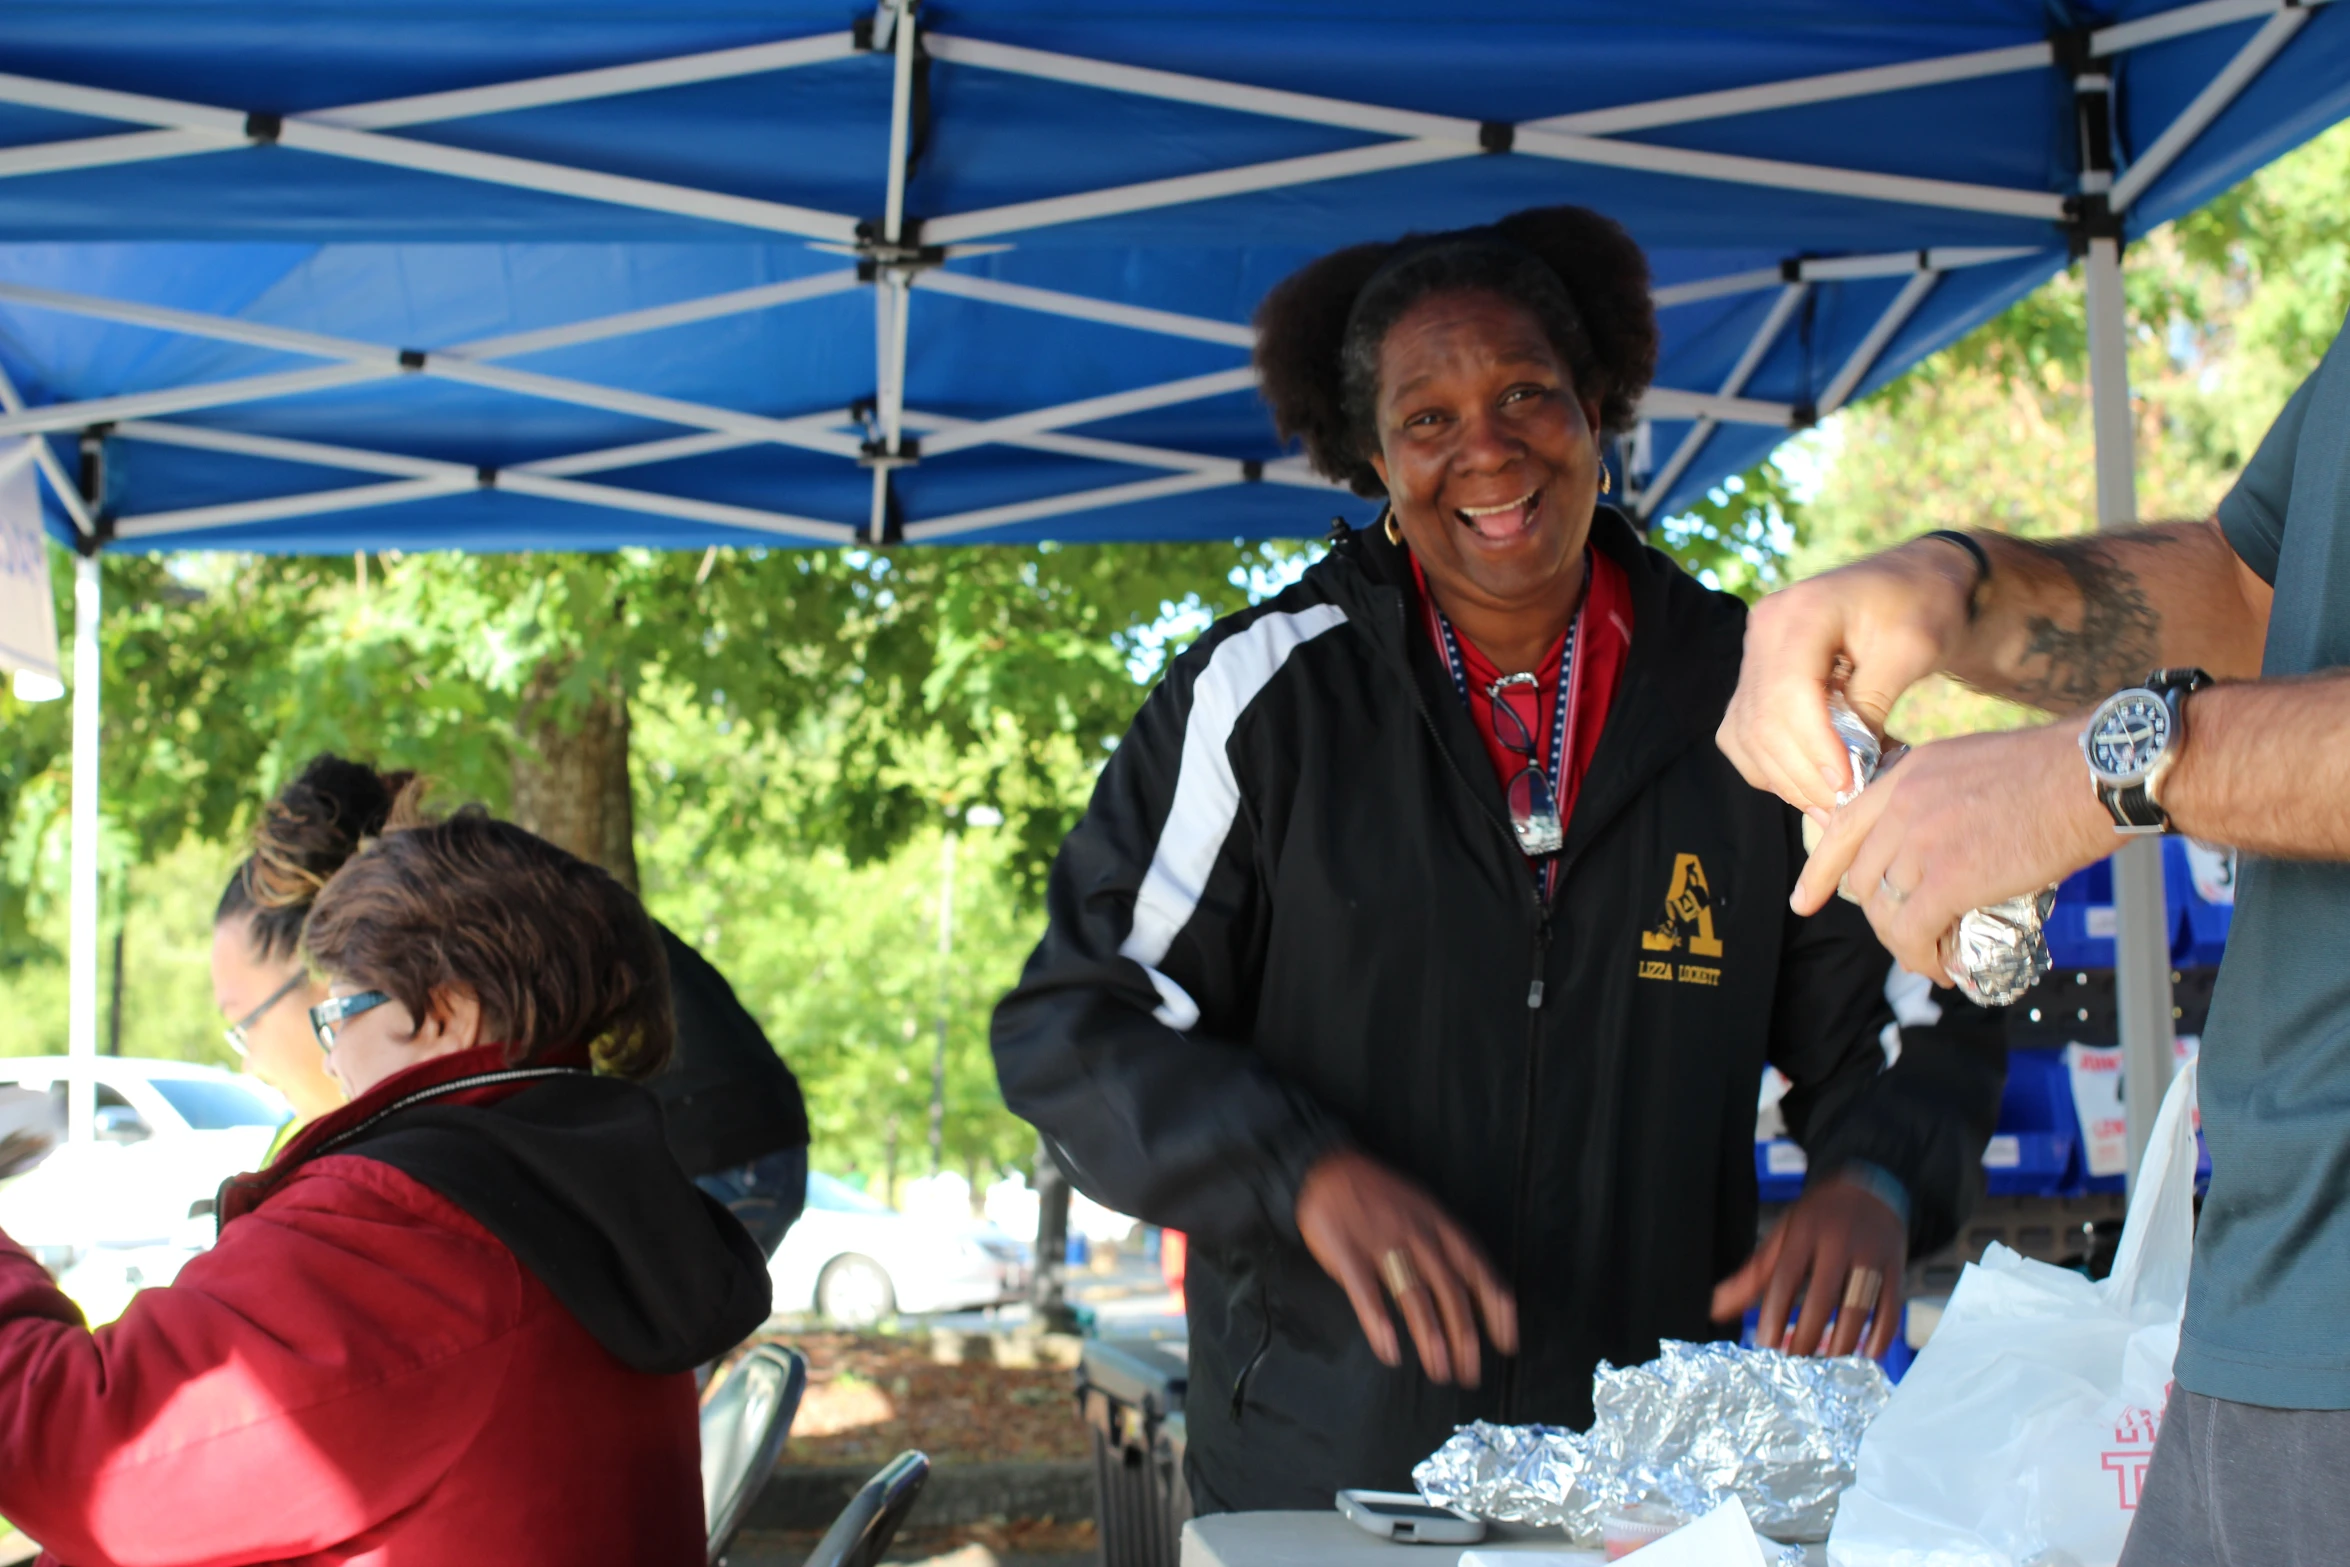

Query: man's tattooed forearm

[2010,536,2170,710]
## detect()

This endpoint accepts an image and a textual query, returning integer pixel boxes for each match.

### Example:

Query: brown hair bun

[216,754,417,964]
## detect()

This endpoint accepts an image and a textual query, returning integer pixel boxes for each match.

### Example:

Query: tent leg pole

[2085,233,2176,1192]
[66,550,100,1144]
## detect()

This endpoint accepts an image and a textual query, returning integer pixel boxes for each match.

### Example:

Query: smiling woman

[992,205,2010,1514]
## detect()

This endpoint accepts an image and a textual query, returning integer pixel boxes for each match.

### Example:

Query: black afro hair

[1252,205,1658,497]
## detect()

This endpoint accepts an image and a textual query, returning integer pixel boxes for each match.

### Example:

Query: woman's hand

[1711,1176,1907,1359]
[1294,1148,1519,1386]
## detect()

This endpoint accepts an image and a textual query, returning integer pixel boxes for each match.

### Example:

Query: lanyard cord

[1421,554,1590,893]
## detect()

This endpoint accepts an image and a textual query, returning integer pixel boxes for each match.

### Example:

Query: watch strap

[2146,666,2214,697]
[2099,778,2167,833]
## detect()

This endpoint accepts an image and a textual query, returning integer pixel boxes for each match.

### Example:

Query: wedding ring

[1379,1248,1422,1299]
[1878,873,1911,907]
[1842,1267,1883,1312]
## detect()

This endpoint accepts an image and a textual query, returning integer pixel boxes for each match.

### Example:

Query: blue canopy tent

[2,0,2345,1151]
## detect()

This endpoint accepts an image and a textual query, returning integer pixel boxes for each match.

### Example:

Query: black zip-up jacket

[991,509,2005,1511]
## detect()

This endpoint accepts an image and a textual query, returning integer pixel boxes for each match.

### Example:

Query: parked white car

[770,1172,1028,1326]
[0,1057,290,1269]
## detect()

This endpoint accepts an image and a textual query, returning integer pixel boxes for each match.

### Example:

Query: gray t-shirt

[2183,311,2350,1409]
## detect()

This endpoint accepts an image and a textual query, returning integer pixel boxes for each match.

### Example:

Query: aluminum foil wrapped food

[1412,1341,1890,1548]
[1825,693,2055,1006]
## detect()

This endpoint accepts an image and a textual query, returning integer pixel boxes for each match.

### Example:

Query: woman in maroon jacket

[0,802,770,1566]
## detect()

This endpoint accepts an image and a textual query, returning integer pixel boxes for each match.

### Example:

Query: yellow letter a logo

[1640,853,1724,958]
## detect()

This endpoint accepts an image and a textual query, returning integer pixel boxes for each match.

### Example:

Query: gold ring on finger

[1379,1248,1421,1299]
[1842,1267,1883,1312]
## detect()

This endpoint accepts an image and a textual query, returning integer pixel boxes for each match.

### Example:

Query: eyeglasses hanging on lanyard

[1485,672,1566,856]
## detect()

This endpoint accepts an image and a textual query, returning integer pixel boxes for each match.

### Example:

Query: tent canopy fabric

[2,0,2345,554]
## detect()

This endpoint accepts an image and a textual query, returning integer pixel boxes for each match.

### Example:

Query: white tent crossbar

[0,277,401,364]
[1635,387,1798,425]
[916,366,1261,457]
[0,128,222,182]
[106,419,848,542]
[0,278,868,456]
[0,364,400,437]
[1532,42,2055,137]
[0,364,92,536]
[905,468,1237,543]
[271,119,861,243]
[311,32,860,130]
[510,431,759,476]
[922,34,1477,142]
[1652,268,1788,309]
[111,475,474,538]
[2091,0,2333,58]
[1819,266,1940,415]
[1639,280,1810,517]
[1651,246,2037,308]
[911,270,1256,348]
[1512,126,2065,220]
[427,358,868,458]
[923,139,1477,245]
[0,69,863,244]
[454,270,862,360]
[2111,7,2310,213]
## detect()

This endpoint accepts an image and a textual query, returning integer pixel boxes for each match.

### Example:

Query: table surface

[1180,1511,1831,1567]
[1181,1512,1602,1567]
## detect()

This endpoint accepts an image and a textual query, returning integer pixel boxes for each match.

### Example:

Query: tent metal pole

[2085,232,2178,1191]
[66,546,99,1144]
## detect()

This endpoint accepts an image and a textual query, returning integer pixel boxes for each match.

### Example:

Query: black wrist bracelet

[1921,529,1992,620]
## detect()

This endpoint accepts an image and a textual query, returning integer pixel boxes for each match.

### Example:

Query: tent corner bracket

[2063,193,2126,259]
[860,435,920,469]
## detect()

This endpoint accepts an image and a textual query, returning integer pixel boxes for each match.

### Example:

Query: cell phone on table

[1335,1490,1487,1545]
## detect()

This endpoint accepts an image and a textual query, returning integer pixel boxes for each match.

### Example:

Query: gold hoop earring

[1382,508,1402,546]
[1600,467,1612,495]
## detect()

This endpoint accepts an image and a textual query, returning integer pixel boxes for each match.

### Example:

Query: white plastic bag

[1827,1059,2200,1567]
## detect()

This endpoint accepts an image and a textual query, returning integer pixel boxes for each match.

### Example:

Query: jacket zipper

[1500,915,1550,1420]
[1389,593,1555,1418]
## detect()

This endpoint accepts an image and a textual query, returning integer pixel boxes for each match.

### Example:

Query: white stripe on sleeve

[1118,602,1349,1031]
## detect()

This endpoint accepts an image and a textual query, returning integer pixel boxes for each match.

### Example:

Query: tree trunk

[510,665,639,893]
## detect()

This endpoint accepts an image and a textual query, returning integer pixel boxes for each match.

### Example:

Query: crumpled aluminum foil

[1827,693,2054,1006]
[1412,1340,1890,1548]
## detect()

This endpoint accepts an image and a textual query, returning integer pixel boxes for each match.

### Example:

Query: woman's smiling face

[1367,289,1603,622]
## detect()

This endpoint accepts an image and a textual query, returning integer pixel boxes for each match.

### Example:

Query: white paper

[0,439,58,687]
[1457,1501,1770,1567]
[1630,1501,1770,1567]
[2064,1043,2130,1178]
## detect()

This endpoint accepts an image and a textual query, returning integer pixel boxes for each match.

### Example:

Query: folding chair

[702,1344,808,1567]
[799,1450,931,1567]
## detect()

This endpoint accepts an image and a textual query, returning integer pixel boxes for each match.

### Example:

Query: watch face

[2087,691,2172,782]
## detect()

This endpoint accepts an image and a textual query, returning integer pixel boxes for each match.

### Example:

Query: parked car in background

[0,1058,290,1277]
[769,1172,1028,1326]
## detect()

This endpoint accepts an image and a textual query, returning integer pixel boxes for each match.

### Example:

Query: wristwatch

[2080,668,2213,833]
